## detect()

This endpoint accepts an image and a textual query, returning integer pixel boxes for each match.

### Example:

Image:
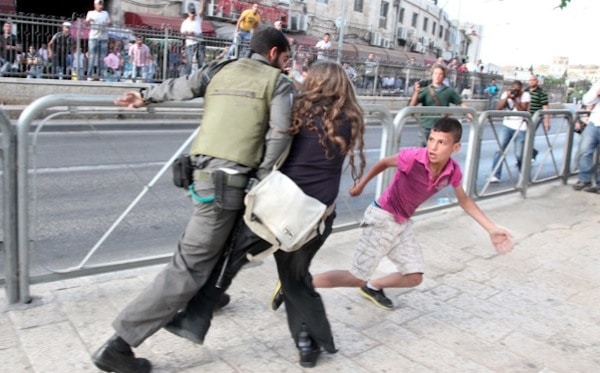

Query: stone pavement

[1,181,599,372]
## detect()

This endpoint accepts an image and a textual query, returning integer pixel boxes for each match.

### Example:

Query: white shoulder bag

[243,145,332,261]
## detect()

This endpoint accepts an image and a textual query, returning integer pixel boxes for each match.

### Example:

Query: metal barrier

[15,94,205,303]
[1,108,18,303]
[476,109,578,199]
[9,95,394,304]
[0,12,236,82]
[476,110,534,198]
[8,98,588,304]
[530,109,575,185]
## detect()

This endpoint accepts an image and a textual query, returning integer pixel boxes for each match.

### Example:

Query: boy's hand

[489,228,513,254]
[349,183,364,197]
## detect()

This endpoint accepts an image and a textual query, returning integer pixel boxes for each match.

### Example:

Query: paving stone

[18,321,96,372]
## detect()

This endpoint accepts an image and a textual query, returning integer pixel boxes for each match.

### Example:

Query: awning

[423,56,437,67]
[0,0,15,13]
[211,20,237,40]
[292,34,320,48]
[124,12,216,37]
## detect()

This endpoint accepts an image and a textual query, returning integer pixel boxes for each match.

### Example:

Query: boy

[272,117,513,310]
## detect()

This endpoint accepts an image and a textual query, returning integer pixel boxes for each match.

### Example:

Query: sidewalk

[1,181,599,372]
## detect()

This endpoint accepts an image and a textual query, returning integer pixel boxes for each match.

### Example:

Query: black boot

[298,326,321,368]
[214,293,231,311]
[92,335,151,373]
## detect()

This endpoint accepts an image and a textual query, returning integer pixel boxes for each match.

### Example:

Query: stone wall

[0,78,491,115]
[0,78,150,106]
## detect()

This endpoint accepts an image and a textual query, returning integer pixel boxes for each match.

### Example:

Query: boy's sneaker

[358,285,394,310]
[573,181,592,191]
[489,176,500,183]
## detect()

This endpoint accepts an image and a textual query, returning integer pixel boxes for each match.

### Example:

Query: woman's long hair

[289,61,366,183]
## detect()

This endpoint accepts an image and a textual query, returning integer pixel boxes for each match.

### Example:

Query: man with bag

[409,63,470,146]
[91,26,293,373]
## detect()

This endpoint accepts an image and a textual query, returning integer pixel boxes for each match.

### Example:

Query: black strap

[428,86,443,106]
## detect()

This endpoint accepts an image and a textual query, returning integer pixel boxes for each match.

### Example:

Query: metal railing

[13,94,206,303]
[1,107,18,304]
[6,95,393,304]
[4,96,589,304]
[0,12,237,82]
[530,109,574,185]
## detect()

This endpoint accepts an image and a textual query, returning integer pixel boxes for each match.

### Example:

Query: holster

[212,169,225,213]
[172,154,193,189]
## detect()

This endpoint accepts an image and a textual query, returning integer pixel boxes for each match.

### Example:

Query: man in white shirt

[180,1,204,75]
[85,0,112,80]
[489,80,531,183]
[314,33,330,60]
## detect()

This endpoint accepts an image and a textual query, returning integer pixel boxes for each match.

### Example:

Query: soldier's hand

[114,91,145,109]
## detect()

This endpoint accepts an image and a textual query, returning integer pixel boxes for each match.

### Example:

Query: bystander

[85,0,112,80]
[48,21,74,79]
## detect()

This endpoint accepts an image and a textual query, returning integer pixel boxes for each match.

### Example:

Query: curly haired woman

[163,61,366,368]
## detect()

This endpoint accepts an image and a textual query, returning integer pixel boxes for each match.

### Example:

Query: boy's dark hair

[432,117,462,143]
[249,26,290,56]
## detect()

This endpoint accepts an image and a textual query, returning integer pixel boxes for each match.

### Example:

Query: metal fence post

[1,108,19,303]
[162,28,169,81]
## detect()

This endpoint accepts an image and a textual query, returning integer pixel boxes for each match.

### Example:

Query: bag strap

[428,86,443,106]
[272,142,292,170]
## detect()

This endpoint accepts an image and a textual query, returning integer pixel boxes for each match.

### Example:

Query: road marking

[30,162,165,174]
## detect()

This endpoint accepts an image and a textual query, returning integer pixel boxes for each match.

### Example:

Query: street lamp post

[336,0,347,64]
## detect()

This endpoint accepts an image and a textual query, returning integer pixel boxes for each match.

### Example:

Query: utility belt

[189,169,249,213]
[172,153,249,213]
[192,169,248,189]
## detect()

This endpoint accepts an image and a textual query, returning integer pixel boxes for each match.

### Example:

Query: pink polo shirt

[378,147,462,223]
[128,43,150,67]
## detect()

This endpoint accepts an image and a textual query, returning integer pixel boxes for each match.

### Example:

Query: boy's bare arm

[454,186,513,253]
[349,155,396,196]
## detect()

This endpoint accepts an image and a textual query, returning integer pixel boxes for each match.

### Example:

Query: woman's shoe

[299,344,321,368]
[298,326,320,368]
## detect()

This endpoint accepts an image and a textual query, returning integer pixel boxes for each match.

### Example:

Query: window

[411,12,418,28]
[423,17,428,32]
[439,25,443,39]
[317,0,328,3]
[354,0,363,12]
[379,1,389,29]
[398,7,405,23]
[432,21,436,35]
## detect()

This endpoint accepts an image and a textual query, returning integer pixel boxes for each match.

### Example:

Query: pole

[336,0,347,64]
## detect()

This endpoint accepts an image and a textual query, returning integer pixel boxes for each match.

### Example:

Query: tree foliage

[558,0,571,9]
